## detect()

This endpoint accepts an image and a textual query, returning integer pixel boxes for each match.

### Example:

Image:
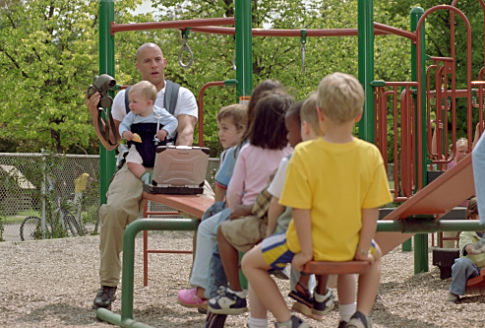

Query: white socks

[339,302,357,322]
[248,316,268,328]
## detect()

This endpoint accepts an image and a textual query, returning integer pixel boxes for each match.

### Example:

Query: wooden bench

[141,191,214,286]
[303,260,370,275]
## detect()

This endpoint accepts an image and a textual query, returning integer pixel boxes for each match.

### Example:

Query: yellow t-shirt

[280,138,392,261]
[74,173,90,193]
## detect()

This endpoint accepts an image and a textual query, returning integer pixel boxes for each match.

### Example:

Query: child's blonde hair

[317,72,364,124]
[301,92,323,136]
[128,80,157,103]
[466,197,478,220]
[217,104,248,132]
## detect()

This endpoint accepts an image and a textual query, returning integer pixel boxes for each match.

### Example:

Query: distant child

[118,80,178,183]
[207,99,304,319]
[241,72,393,328]
[214,104,248,202]
[448,197,485,303]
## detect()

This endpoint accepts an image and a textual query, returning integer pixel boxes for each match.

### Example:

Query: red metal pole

[197,81,226,146]
[110,17,235,35]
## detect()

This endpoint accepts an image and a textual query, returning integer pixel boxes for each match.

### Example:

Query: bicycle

[20,175,84,241]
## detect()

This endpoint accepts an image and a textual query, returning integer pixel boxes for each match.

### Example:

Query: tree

[0,0,141,153]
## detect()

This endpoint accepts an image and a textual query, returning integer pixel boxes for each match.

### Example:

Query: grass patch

[5,209,40,223]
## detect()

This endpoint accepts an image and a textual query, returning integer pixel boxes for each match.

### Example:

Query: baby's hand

[157,129,168,141]
[123,131,133,141]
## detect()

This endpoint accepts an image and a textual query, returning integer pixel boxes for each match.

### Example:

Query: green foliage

[1,0,485,157]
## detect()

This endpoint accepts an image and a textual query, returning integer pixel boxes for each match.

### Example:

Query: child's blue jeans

[449,257,480,295]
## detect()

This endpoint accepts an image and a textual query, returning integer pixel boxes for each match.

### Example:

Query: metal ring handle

[178,34,193,68]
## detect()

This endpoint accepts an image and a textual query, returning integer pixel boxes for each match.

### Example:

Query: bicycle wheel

[63,210,83,237]
[19,216,42,241]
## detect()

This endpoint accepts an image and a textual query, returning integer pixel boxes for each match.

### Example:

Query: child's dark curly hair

[249,92,294,150]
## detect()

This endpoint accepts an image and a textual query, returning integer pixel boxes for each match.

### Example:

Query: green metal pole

[410,7,427,274]
[357,0,375,142]
[235,0,252,101]
[96,219,198,326]
[99,0,116,205]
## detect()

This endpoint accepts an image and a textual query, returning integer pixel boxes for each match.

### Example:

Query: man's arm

[85,92,120,150]
[175,114,196,146]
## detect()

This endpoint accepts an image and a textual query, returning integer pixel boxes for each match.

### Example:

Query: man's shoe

[345,311,372,328]
[92,286,117,310]
[207,287,247,315]
[274,315,311,327]
[312,288,335,317]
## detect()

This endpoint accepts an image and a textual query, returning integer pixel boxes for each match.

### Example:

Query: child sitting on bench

[448,197,485,303]
[241,72,392,328]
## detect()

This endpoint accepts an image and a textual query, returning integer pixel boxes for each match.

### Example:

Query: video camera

[87,74,116,109]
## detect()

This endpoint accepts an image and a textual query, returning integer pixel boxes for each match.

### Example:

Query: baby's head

[216,104,247,149]
[128,80,157,114]
[300,92,324,141]
[317,72,364,125]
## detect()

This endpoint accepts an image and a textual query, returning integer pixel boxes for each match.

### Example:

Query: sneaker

[269,267,290,280]
[447,292,460,303]
[178,288,207,308]
[345,311,372,328]
[289,282,315,320]
[92,286,117,310]
[207,287,247,315]
[205,312,227,328]
[312,288,335,317]
[274,315,311,328]
[338,321,348,328]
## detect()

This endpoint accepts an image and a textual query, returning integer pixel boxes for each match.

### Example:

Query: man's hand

[85,91,101,117]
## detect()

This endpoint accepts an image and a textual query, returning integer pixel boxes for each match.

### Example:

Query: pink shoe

[178,288,207,308]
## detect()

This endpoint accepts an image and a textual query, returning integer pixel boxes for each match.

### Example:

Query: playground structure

[93,0,485,326]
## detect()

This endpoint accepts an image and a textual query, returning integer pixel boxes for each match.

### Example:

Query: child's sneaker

[447,291,460,303]
[177,288,207,309]
[289,282,317,319]
[337,321,348,328]
[207,287,247,314]
[274,315,311,328]
[345,311,372,328]
[312,288,335,317]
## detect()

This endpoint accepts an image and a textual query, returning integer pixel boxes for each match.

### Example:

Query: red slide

[376,154,475,255]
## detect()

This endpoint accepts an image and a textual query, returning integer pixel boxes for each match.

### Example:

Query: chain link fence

[0,152,220,242]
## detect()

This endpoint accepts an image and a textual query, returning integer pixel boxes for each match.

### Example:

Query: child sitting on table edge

[118,80,178,184]
[448,197,485,303]
[241,72,393,328]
